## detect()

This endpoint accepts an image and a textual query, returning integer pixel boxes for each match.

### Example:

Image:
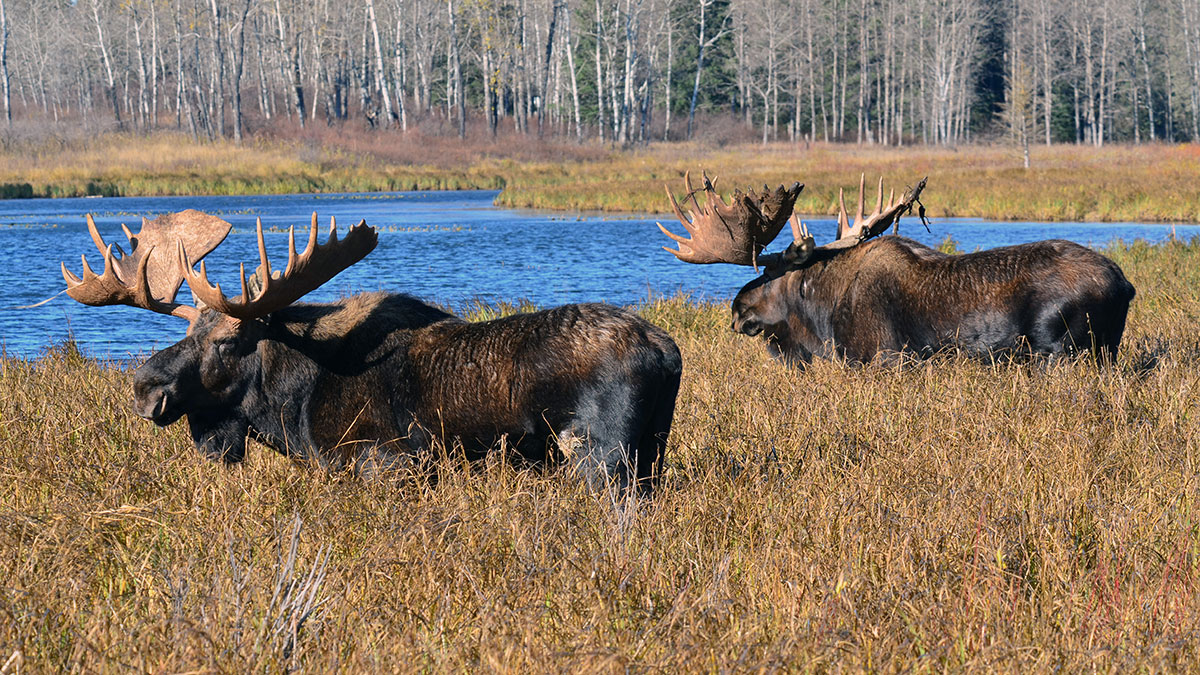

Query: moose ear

[244,265,282,302]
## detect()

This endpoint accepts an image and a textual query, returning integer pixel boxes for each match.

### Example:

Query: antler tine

[327,215,340,244]
[85,214,107,256]
[684,170,700,214]
[836,188,849,240]
[855,174,866,229]
[256,217,272,285]
[788,212,804,241]
[286,212,320,276]
[184,213,378,320]
[664,185,698,238]
[701,171,729,208]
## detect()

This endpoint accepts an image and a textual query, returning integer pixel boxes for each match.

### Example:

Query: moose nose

[734,318,763,336]
[133,389,171,423]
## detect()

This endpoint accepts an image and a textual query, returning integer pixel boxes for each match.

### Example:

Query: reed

[2,238,1198,670]
[1,132,1197,222]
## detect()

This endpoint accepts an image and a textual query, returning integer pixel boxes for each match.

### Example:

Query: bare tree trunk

[1182,0,1200,140]
[594,0,606,141]
[208,0,226,136]
[0,0,10,127]
[1034,0,1055,145]
[174,9,184,128]
[1095,2,1109,146]
[393,16,408,130]
[565,6,583,140]
[366,0,395,125]
[150,0,160,126]
[857,0,867,143]
[275,0,305,126]
[537,0,562,137]
[447,0,466,138]
[231,0,254,142]
[686,0,704,139]
[1135,0,1155,140]
[687,0,728,139]
[90,0,123,127]
[132,6,148,127]
[620,0,637,144]
[663,12,672,140]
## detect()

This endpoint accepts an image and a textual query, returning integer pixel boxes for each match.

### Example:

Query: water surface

[0,190,1182,358]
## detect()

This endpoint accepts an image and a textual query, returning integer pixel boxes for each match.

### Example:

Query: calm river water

[0,190,1184,358]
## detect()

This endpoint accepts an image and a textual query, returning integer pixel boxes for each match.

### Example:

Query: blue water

[0,190,1184,358]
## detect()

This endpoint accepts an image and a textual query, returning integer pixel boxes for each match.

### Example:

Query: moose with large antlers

[659,173,1135,364]
[62,210,681,493]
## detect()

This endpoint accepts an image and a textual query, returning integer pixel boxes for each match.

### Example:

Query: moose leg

[631,367,682,496]
[554,428,624,491]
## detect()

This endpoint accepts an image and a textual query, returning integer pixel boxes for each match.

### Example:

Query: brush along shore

[1,132,1198,222]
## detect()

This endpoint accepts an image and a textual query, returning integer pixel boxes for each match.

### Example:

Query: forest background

[1,0,1198,152]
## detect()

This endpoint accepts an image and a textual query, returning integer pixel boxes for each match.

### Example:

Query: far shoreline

[1,132,1197,224]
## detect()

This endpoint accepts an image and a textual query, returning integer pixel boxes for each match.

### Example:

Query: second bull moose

[659,173,1135,364]
[61,210,681,493]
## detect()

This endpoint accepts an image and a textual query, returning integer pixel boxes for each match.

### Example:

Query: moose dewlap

[62,210,681,493]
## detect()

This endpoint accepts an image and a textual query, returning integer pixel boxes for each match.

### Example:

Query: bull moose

[658,173,1135,364]
[61,210,681,493]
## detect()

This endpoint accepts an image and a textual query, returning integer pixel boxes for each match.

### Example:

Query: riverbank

[1,131,1197,222]
[2,238,1198,669]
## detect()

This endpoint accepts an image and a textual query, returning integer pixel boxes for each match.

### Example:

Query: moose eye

[216,340,238,357]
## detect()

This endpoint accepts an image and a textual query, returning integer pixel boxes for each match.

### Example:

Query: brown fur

[732,236,1136,364]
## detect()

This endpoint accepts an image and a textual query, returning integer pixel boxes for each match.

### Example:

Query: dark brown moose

[62,210,681,493]
[658,173,1135,364]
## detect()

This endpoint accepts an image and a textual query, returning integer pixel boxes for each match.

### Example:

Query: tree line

[1,0,1198,146]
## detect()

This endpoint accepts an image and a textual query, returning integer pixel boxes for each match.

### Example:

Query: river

[0,189,1183,358]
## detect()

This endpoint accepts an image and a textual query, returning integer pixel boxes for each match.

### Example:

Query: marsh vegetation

[2,132,1199,223]
[2,238,1198,670]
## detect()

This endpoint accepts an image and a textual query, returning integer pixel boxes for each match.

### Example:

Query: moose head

[659,173,926,358]
[62,210,377,461]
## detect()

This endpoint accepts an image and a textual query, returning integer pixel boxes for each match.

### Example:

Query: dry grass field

[2,238,1199,670]
[1,130,1198,222]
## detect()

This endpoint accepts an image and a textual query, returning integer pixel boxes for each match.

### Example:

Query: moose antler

[183,213,378,320]
[61,210,233,322]
[836,175,928,243]
[658,171,804,268]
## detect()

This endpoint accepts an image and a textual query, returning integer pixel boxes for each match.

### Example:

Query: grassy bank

[2,239,1200,670]
[498,143,1200,223]
[0,134,506,199]
[1,131,1198,222]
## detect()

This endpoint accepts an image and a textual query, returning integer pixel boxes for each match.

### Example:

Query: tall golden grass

[1,132,1198,222]
[1,238,1199,670]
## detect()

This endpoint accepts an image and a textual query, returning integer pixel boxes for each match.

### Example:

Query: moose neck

[244,294,457,470]
[735,248,865,365]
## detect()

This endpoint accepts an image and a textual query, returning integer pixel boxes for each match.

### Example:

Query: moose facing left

[659,173,1136,365]
[61,210,681,493]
